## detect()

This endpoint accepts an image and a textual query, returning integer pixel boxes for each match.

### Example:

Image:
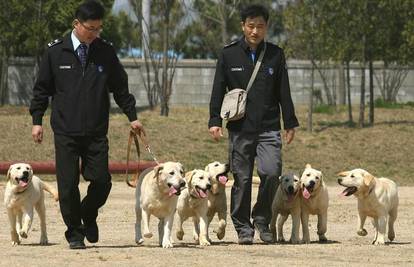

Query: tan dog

[134,162,186,248]
[338,168,399,245]
[204,161,229,240]
[270,174,301,244]
[176,169,211,246]
[300,164,329,243]
[4,163,58,246]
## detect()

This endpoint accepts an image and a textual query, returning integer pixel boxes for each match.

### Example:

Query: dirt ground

[1,182,413,267]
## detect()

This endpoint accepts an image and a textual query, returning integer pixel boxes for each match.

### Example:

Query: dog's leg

[142,209,153,238]
[19,206,34,239]
[35,198,48,245]
[162,214,174,248]
[176,214,185,241]
[7,209,20,246]
[158,219,165,247]
[371,218,379,244]
[291,208,301,244]
[270,210,277,242]
[388,206,398,242]
[16,211,23,234]
[215,210,226,240]
[357,212,368,236]
[301,210,311,244]
[317,211,328,243]
[192,216,200,242]
[373,216,386,245]
[134,204,144,245]
[41,181,59,201]
[198,213,210,246]
[277,214,288,243]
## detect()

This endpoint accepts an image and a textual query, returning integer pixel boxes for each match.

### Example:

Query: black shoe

[69,240,86,249]
[254,222,273,243]
[238,235,253,245]
[84,221,99,243]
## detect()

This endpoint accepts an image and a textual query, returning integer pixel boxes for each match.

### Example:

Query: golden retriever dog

[300,164,329,243]
[176,169,211,246]
[270,174,301,244]
[134,162,186,248]
[338,168,399,245]
[204,161,229,240]
[4,163,58,246]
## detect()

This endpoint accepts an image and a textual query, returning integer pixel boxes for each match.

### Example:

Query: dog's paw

[372,239,385,245]
[162,240,174,248]
[176,230,184,240]
[11,240,20,246]
[290,238,300,244]
[302,238,311,244]
[216,228,225,240]
[19,231,28,239]
[144,232,153,238]
[318,235,328,243]
[135,238,144,245]
[388,231,395,242]
[199,239,211,246]
[40,238,48,246]
[357,229,368,236]
[192,233,199,241]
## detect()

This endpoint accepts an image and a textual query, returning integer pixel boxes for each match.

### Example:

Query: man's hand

[130,119,146,136]
[284,128,295,144]
[209,126,223,142]
[32,125,43,144]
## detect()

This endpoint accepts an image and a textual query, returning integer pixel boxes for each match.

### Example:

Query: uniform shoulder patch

[224,39,239,48]
[47,39,62,48]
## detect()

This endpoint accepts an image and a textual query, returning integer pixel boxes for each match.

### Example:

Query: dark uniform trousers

[229,130,282,238]
[54,134,112,242]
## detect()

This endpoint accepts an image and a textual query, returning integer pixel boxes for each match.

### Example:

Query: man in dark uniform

[208,4,299,245]
[30,0,145,249]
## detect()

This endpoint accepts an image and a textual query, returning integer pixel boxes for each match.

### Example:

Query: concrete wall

[5,58,414,107]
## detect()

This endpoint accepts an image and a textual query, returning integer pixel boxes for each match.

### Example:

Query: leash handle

[125,130,141,187]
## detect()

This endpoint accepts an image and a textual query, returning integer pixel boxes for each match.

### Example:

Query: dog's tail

[41,181,59,201]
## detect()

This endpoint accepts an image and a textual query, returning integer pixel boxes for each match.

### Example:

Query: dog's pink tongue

[168,187,177,196]
[19,180,28,188]
[218,175,228,185]
[302,187,311,199]
[339,190,348,197]
[199,189,208,198]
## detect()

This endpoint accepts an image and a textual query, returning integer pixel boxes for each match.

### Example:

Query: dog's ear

[204,165,209,172]
[153,164,164,178]
[363,171,375,187]
[6,164,13,181]
[185,170,195,184]
[337,171,349,177]
[305,163,312,169]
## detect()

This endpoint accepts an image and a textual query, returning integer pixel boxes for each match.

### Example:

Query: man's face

[241,16,267,49]
[73,19,103,44]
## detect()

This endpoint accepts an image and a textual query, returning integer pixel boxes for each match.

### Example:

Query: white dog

[300,164,329,243]
[134,162,186,248]
[4,163,58,246]
[270,174,301,244]
[338,168,399,245]
[176,169,211,246]
[204,161,229,240]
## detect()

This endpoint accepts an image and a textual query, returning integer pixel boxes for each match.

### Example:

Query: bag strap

[246,42,267,93]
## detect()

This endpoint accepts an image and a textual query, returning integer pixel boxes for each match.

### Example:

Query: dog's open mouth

[341,186,357,196]
[15,176,29,188]
[168,186,182,196]
[195,186,208,198]
[285,189,298,202]
[302,185,313,199]
[216,172,228,185]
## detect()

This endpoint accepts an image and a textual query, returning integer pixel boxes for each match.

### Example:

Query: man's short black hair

[75,0,105,21]
[241,4,269,23]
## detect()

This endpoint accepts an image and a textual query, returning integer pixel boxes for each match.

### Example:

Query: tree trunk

[368,60,374,126]
[359,64,365,128]
[346,61,353,125]
[0,51,8,106]
[160,0,172,117]
[307,64,314,132]
[338,62,346,105]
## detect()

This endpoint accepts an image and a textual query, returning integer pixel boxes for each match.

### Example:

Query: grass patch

[1,105,414,185]
[374,98,414,109]
[313,104,336,114]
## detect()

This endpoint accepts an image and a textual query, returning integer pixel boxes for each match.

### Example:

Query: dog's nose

[337,178,342,184]
[179,180,186,188]
[309,180,315,187]
[288,185,294,193]
[167,182,172,187]
[207,183,212,190]
[22,171,29,177]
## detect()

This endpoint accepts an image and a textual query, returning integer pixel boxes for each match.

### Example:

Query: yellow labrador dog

[270,174,301,244]
[176,169,211,246]
[134,162,186,248]
[338,168,399,245]
[300,164,329,243]
[4,163,58,246]
[204,161,229,240]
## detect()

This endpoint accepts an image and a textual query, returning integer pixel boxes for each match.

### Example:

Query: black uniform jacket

[30,34,137,136]
[209,38,299,133]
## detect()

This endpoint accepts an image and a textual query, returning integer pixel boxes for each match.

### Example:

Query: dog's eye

[169,171,175,175]
[316,176,319,180]
[306,173,310,177]
[199,176,204,180]
[17,167,21,170]
[351,175,355,178]
[214,163,219,167]
[285,179,289,183]
[294,179,298,182]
